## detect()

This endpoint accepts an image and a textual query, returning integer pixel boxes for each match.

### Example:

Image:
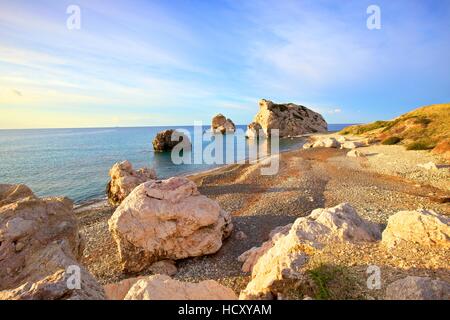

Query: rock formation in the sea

[105,275,237,300]
[106,160,157,206]
[239,203,380,299]
[211,114,236,134]
[381,209,450,249]
[385,276,450,300]
[245,122,264,139]
[249,99,327,137]
[152,129,191,152]
[0,184,105,300]
[108,176,233,273]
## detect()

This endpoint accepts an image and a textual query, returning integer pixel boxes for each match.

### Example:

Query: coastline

[77,136,449,297]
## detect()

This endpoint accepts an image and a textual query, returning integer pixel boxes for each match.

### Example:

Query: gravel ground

[77,144,450,297]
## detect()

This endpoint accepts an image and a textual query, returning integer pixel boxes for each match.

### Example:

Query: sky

[0,0,449,129]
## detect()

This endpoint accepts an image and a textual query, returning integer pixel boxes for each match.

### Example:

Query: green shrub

[381,136,402,145]
[414,117,432,125]
[406,139,435,150]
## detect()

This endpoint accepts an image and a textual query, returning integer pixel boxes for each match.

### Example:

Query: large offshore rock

[239,203,380,299]
[152,129,191,152]
[251,99,327,137]
[211,114,236,134]
[106,275,237,300]
[382,209,450,249]
[106,160,157,206]
[108,177,233,273]
[245,122,265,139]
[0,184,105,300]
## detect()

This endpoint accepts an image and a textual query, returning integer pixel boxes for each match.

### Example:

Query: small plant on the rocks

[381,136,402,145]
[307,264,362,300]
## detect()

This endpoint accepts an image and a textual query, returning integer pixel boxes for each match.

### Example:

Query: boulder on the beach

[108,177,233,273]
[0,184,105,300]
[106,160,157,206]
[347,149,366,158]
[238,224,292,273]
[0,184,34,207]
[107,275,237,300]
[385,276,450,300]
[312,137,340,148]
[152,129,191,152]
[239,203,380,299]
[251,99,327,137]
[245,122,265,139]
[341,141,366,149]
[211,114,236,134]
[381,209,450,249]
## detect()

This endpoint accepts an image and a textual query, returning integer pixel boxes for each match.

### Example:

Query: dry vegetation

[340,104,450,157]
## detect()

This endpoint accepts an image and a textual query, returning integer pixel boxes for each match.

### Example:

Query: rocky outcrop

[381,209,450,249]
[238,224,292,273]
[106,275,237,300]
[385,276,450,300]
[239,203,380,299]
[251,99,327,137]
[211,114,236,134]
[313,137,340,148]
[0,184,34,207]
[303,136,369,150]
[106,160,157,206]
[0,184,105,300]
[108,177,233,273]
[245,122,264,139]
[152,129,191,152]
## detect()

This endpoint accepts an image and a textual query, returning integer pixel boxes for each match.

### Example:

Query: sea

[0,124,350,204]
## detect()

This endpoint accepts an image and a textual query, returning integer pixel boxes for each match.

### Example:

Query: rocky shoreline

[1,101,449,300]
[71,133,449,299]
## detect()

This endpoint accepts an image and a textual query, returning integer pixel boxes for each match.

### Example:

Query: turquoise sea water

[0,124,350,203]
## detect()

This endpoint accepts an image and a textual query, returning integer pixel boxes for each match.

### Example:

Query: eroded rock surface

[152,129,191,152]
[382,209,450,249]
[385,276,450,300]
[0,184,105,300]
[211,114,236,134]
[108,177,233,272]
[116,275,237,300]
[251,99,327,137]
[239,203,380,299]
[107,160,157,206]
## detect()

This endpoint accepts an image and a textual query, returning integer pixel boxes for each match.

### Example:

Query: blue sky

[0,0,449,128]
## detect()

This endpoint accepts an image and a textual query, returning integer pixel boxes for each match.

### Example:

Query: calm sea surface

[0,124,350,203]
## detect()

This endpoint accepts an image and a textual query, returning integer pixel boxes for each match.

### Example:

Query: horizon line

[0,123,359,131]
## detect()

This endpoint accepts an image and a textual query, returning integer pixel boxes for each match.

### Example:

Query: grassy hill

[340,103,450,156]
